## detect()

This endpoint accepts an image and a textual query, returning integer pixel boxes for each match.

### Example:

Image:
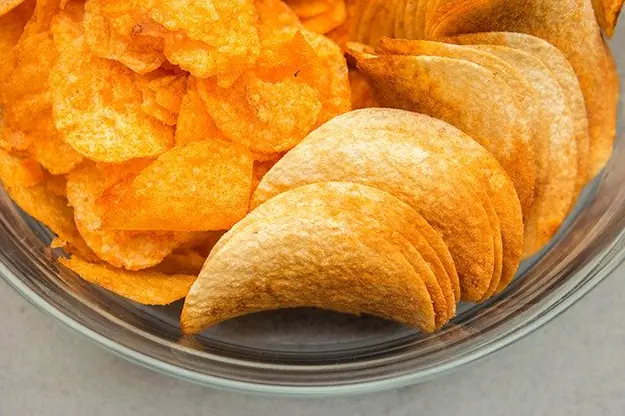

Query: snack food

[0,0,620,335]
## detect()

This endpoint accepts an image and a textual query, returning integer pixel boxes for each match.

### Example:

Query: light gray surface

[0,261,624,416]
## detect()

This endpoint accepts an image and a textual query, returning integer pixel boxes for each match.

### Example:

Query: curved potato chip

[59,256,196,305]
[444,32,590,191]
[213,182,456,325]
[316,108,523,295]
[354,43,537,217]
[466,44,577,256]
[67,164,195,270]
[253,127,495,301]
[99,140,254,231]
[174,77,227,147]
[182,206,436,334]
[428,0,618,179]
[84,0,165,75]
[50,36,174,162]
[593,0,624,37]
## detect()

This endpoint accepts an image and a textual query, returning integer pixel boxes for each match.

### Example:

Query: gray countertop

[1,262,625,415]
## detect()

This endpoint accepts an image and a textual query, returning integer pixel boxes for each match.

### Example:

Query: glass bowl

[1,31,624,398]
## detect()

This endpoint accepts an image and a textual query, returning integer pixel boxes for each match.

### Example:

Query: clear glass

[1,33,624,398]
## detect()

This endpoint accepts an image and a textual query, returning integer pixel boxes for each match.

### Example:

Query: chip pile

[0,0,620,333]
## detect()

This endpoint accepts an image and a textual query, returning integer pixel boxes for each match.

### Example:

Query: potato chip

[465,44,577,256]
[2,180,96,260]
[316,108,523,295]
[0,0,34,78]
[137,71,187,126]
[213,182,457,325]
[27,117,84,175]
[59,256,196,305]
[150,0,260,86]
[253,126,495,301]
[99,140,254,231]
[50,36,174,162]
[299,0,347,34]
[349,70,379,109]
[326,0,357,46]
[0,148,45,188]
[154,249,206,276]
[95,158,153,189]
[593,0,624,37]
[444,32,590,192]
[67,163,196,270]
[83,0,165,75]
[354,42,537,217]
[427,0,618,179]
[182,205,437,334]
[174,77,227,147]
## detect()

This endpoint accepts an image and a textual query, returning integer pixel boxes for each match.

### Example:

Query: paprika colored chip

[83,0,165,75]
[67,163,196,270]
[174,77,228,147]
[137,71,188,126]
[50,36,174,162]
[59,256,196,305]
[99,140,254,231]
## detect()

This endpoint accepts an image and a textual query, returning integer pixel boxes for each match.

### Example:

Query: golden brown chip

[444,32,590,192]
[213,182,456,326]
[427,0,617,179]
[353,41,537,218]
[466,44,578,256]
[182,205,437,334]
[99,140,254,231]
[154,249,206,276]
[50,36,174,162]
[67,163,197,270]
[253,126,495,301]
[316,108,523,295]
[59,256,196,305]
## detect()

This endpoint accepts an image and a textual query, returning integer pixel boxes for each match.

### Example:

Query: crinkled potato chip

[99,140,254,231]
[50,36,174,162]
[83,0,165,75]
[2,180,96,260]
[316,108,523,295]
[213,182,457,326]
[67,163,196,270]
[593,0,624,37]
[59,256,196,305]
[427,0,618,179]
[354,41,537,217]
[182,204,437,334]
[0,148,45,188]
[137,71,188,126]
[444,32,590,192]
[253,126,495,301]
[174,77,228,147]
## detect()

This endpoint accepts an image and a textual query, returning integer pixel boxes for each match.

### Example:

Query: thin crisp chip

[253,126,495,301]
[182,205,436,334]
[50,36,174,162]
[99,140,254,231]
[60,256,196,305]
[67,163,196,270]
